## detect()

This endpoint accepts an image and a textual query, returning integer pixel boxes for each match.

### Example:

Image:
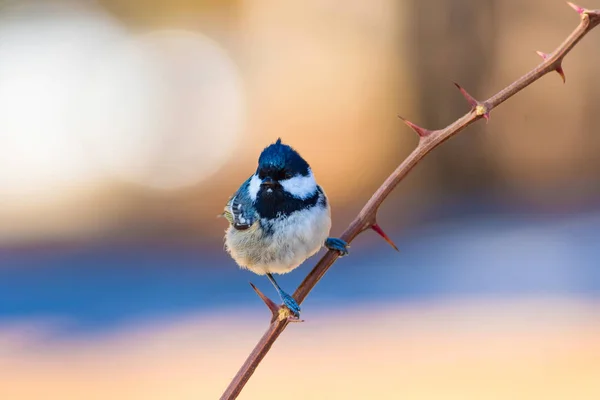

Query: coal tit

[223,139,348,317]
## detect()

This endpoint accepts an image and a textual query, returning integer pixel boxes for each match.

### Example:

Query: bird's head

[248,139,317,205]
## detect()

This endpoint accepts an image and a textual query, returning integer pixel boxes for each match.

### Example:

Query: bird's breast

[224,203,331,275]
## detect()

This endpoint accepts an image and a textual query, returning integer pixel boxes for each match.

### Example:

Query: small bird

[223,139,348,317]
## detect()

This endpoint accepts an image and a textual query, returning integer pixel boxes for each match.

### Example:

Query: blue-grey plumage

[223,139,348,316]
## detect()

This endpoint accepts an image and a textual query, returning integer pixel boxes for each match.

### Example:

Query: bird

[223,138,348,317]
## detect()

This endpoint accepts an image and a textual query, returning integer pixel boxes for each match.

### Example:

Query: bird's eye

[284,172,292,180]
[258,170,266,179]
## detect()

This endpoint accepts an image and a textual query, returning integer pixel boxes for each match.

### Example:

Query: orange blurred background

[1,0,600,399]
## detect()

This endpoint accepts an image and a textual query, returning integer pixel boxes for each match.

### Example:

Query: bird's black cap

[257,138,310,177]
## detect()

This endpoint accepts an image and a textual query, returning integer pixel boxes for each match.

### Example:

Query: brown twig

[221,4,600,399]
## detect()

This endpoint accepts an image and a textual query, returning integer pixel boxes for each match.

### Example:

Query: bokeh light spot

[81,29,245,190]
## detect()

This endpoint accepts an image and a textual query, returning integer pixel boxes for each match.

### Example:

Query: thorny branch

[221,4,600,399]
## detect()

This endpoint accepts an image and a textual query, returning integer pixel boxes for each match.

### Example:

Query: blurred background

[1,0,599,398]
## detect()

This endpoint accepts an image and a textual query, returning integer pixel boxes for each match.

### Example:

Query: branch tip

[397,115,432,138]
[249,282,279,316]
[371,223,399,252]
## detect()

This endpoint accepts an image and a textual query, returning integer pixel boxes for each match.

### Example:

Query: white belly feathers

[225,203,331,275]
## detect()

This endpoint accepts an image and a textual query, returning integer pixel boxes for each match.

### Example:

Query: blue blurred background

[1,0,599,399]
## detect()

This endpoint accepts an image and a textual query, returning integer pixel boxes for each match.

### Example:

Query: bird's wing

[224,176,257,230]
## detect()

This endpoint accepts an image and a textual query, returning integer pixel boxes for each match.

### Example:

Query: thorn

[453,82,479,108]
[567,2,586,15]
[555,65,566,83]
[249,282,279,316]
[454,83,491,122]
[397,115,433,138]
[536,51,566,83]
[371,223,399,252]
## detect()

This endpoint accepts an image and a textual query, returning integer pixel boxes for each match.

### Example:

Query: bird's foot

[325,237,349,256]
[278,291,301,319]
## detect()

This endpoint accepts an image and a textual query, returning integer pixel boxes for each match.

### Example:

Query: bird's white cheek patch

[281,171,317,199]
[248,174,261,201]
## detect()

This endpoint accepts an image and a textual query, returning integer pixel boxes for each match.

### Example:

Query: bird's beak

[261,177,276,187]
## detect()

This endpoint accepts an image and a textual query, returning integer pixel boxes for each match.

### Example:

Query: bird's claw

[279,292,301,319]
[325,237,349,256]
